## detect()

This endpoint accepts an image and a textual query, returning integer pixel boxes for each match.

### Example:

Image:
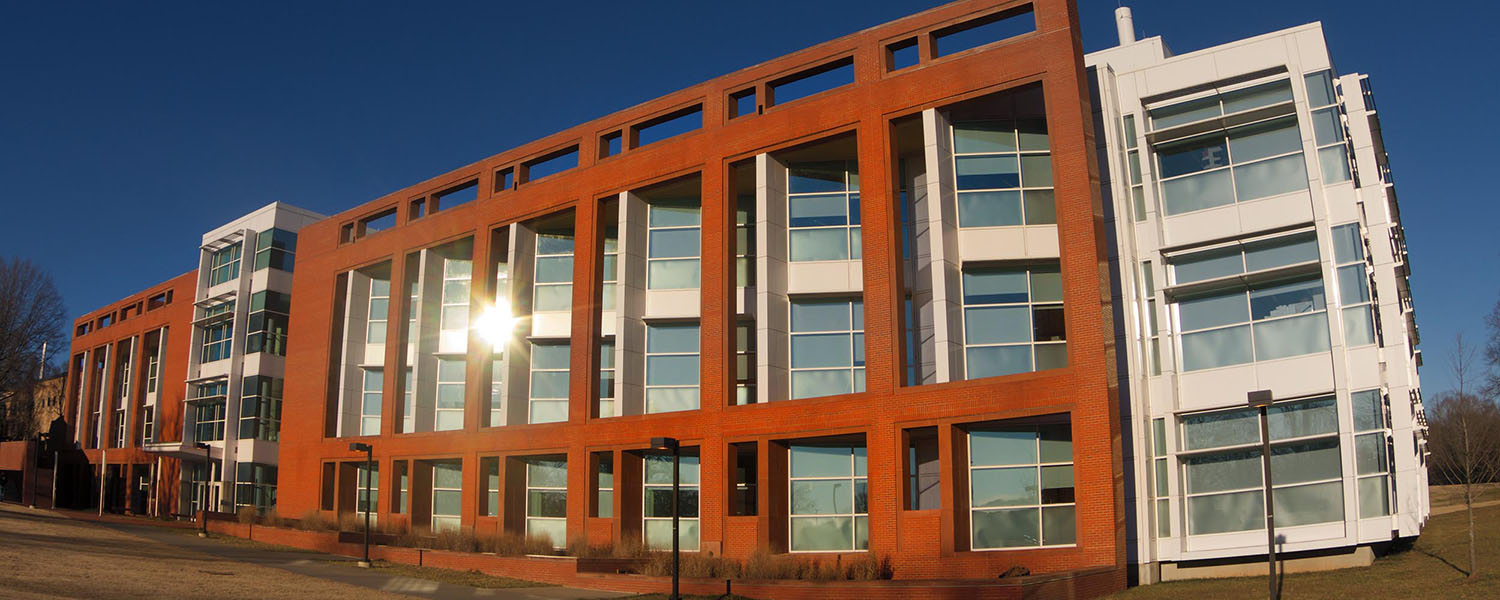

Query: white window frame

[366,277,390,344]
[959,264,1065,379]
[788,444,868,553]
[430,461,462,533]
[950,119,1054,228]
[967,424,1075,550]
[643,452,699,551]
[209,242,242,286]
[786,160,860,262]
[645,322,699,414]
[360,368,382,436]
[525,458,568,549]
[788,298,864,400]
[434,358,465,431]
[528,340,569,424]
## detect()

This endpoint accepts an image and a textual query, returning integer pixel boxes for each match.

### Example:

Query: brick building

[272,0,1122,582]
[51,0,1429,590]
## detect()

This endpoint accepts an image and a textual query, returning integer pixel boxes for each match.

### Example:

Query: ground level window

[526,457,567,548]
[643,451,699,550]
[430,461,462,533]
[968,417,1075,549]
[789,443,868,551]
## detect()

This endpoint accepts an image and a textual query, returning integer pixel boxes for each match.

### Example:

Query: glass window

[648,200,701,290]
[789,444,868,552]
[199,302,234,363]
[788,161,860,261]
[1148,79,1293,130]
[526,457,567,548]
[234,462,278,512]
[1330,224,1376,347]
[359,369,382,436]
[599,339,616,418]
[1179,397,1343,535]
[247,291,291,357]
[789,299,864,399]
[646,323,699,413]
[353,463,378,523]
[596,453,614,518]
[430,461,462,533]
[969,420,1074,549]
[1172,232,1318,285]
[529,341,569,423]
[254,228,297,273]
[533,232,575,311]
[953,120,1055,227]
[366,278,389,344]
[601,226,618,310]
[1352,389,1391,518]
[1155,116,1308,216]
[961,263,1065,379]
[208,242,242,286]
[435,358,465,431]
[644,451,699,551]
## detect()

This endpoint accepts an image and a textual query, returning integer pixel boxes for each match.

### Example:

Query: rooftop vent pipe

[1116,6,1136,45]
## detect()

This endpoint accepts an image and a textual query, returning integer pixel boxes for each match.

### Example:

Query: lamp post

[1248,389,1277,600]
[650,437,680,600]
[350,442,374,568]
[193,442,210,537]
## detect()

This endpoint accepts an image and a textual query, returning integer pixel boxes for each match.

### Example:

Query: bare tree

[1429,334,1500,578]
[0,257,65,393]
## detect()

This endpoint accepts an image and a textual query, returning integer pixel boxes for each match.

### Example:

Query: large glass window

[1148,80,1293,130]
[1172,233,1328,371]
[239,375,282,442]
[434,358,464,431]
[1353,389,1392,518]
[647,200,701,290]
[646,323,699,413]
[192,395,226,443]
[254,228,297,272]
[209,242,242,286]
[789,299,864,399]
[247,291,290,356]
[366,278,390,344]
[526,457,567,548]
[644,451,699,550]
[533,232,574,311]
[599,339,616,417]
[601,226,618,310]
[430,461,462,533]
[360,369,382,436]
[140,406,154,445]
[595,453,614,518]
[353,463,378,524]
[789,444,868,552]
[968,420,1074,549]
[787,161,860,262]
[952,119,1054,227]
[962,263,1065,378]
[234,462,277,511]
[529,341,569,423]
[1332,224,1375,347]
[1155,115,1308,215]
[1305,70,1352,184]
[199,302,234,363]
[1180,396,1343,535]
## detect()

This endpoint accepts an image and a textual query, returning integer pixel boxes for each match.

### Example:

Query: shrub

[236,507,257,524]
[296,509,337,532]
[643,552,741,579]
[740,548,893,581]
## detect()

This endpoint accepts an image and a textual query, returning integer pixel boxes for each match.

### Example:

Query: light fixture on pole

[1247,389,1277,600]
[193,442,210,537]
[650,437,680,600]
[350,442,374,568]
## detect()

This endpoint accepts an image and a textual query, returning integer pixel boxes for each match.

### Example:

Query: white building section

[1086,10,1427,583]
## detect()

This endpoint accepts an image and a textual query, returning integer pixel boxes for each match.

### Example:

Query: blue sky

[1,1,1491,393]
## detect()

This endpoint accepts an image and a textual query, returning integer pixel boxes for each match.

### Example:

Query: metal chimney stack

[1115,6,1136,45]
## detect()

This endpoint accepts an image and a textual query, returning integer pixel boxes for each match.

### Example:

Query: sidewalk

[2,503,629,600]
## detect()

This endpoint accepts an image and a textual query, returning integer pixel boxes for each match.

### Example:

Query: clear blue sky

[2,1,1492,393]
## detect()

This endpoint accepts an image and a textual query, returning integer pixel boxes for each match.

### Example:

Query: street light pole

[1248,390,1277,600]
[194,442,210,537]
[650,437,680,600]
[350,442,374,568]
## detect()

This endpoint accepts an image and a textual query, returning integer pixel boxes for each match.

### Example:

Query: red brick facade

[274,0,1122,585]
[63,271,197,513]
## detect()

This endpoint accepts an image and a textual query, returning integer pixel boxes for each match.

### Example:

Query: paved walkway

[1,503,629,600]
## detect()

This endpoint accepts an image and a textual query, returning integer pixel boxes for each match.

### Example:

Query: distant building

[62,202,322,515]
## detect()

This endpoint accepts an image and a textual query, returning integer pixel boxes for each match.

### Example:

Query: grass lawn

[1111,501,1500,599]
[339,560,555,589]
